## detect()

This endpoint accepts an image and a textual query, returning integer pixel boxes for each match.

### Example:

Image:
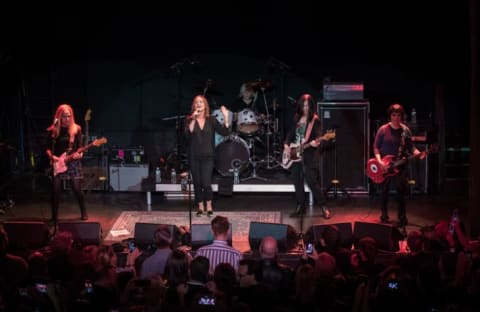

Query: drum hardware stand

[162,114,189,171]
[324,139,351,201]
[260,88,281,170]
[241,137,268,182]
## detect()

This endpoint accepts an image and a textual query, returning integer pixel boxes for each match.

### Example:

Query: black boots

[290,204,306,217]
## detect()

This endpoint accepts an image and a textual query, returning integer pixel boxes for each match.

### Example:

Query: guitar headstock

[84,109,92,122]
[92,137,108,146]
[322,129,336,141]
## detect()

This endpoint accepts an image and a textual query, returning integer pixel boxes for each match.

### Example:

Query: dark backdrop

[0,2,471,173]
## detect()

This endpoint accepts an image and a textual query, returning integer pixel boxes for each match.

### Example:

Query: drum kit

[212,79,282,181]
[162,78,282,181]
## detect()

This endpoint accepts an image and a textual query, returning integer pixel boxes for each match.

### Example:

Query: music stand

[324,139,351,200]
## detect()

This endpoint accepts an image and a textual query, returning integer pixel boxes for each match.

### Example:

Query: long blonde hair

[47,104,81,143]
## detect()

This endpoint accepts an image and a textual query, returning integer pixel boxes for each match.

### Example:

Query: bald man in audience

[255,236,293,300]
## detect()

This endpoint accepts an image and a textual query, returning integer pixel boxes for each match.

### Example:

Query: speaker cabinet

[190,223,233,250]
[408,143,429,194]
[109,164,149,191]
[353,221,403,252]
[133,223,181,250]
[3,220,50,250]
[63,165,107,191]
[304,222,353,250]
[248,222,297,253]
[58,221,102,246]
[317,101,370,194]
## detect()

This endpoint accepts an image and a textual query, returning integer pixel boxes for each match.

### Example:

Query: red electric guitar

[366,144,438,184]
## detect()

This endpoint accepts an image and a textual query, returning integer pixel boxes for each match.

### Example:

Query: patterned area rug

[104,211,281,252]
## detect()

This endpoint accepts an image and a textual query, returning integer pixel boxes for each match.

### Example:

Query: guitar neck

[392,151,428,167]
[66,142,94,160]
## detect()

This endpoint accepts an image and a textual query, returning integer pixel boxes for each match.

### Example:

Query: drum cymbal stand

[241,136,268,182]
[260,88,280,170]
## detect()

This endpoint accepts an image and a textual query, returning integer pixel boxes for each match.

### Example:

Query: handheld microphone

[53,118,59,126]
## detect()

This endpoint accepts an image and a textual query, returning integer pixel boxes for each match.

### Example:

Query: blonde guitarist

[283,94,331,219]
[46,104,88,223]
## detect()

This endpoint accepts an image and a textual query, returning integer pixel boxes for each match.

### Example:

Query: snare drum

[236,109,259,135]
[212,108,233,146]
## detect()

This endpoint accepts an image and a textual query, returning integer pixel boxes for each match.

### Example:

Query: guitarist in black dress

[373,103,424,226]
[283,94,330,218]
[46,104,88,223]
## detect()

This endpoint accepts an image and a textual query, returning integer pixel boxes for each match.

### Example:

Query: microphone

[193,110,200,119]
[53,118,59,126]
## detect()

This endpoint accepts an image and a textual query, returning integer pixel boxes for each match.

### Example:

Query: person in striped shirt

[195,215,242,274]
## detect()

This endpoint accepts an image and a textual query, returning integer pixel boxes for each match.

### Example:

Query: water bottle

[233,168,240,184]
[171,168,176,184]
[155,167,161,183]
[181,176,187,192]
[411,108,417,124]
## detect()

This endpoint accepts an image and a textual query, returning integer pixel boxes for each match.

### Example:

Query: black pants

[189,157,214,204]
[51,176,86,222]
[379,168,407,221]
[290,162,326,207]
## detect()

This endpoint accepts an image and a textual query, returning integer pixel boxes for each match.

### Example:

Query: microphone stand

[298,140,306,233]
[187,172,192,235]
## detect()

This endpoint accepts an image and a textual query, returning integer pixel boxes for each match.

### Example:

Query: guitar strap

[398,123,409,159]
[303,115,317,143]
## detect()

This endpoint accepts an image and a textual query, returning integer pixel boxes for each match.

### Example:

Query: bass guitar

[52,137,107,176]
[366,144,438,184]
[281,130,336,169]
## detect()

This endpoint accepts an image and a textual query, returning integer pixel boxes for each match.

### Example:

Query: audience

[1,213,479,311]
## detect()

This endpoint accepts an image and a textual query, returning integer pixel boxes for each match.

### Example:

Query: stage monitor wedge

[3,220,50,250]
[134,223,182,250]
[304,222,353,250]
[353,221,404,252]
[58,221,102,247]
[248,222,297,253]
[317,101,370,194]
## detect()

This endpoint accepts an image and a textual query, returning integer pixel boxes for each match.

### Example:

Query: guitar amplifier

[109,163,149,191]
[323,82,364,101]
[110,147,145,164]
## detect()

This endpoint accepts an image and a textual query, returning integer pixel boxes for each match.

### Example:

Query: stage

[0,171,466,252]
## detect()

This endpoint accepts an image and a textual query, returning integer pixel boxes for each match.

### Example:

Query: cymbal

[246,79,274,91]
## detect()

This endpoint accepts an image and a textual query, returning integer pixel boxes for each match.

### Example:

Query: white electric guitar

[52,137,107,176]
[281,130,336,169]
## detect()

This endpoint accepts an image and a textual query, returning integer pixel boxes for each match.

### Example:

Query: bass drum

[215,136,250,176]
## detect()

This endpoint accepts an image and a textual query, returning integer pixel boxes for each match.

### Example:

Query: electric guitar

[366,144,438,184]
[52,137,107,176]
[281,130,336,169]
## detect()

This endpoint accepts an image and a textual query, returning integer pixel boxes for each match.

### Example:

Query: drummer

[231,82,263,117]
